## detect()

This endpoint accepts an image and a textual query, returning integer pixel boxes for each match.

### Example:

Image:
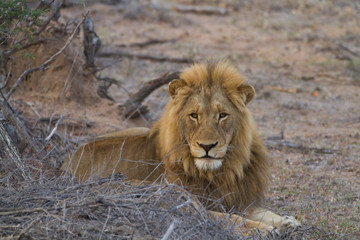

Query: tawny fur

[62,61,269,213]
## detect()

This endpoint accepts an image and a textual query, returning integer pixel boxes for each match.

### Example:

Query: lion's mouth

[198,155,221,160]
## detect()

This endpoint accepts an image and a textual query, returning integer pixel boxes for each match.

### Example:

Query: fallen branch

[116,38,178,48]
[98,49,193,63]
[338,44,360,58]
[121,71,180,119]
[35,116,95,128]
[269,86,299,94]
[266,138,339,155]
[153,4,228,15]
[6,13,87,99]
[172,4,228,15]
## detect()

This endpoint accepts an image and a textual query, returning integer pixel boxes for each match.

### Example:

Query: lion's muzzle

[191,141,227,171]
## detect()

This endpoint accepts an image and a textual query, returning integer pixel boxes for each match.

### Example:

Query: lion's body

[62,61,300,233]
[62,127,164,182]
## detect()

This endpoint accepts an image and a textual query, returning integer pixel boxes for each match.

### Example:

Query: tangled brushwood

[0,158,318,239]
[0,175,247,239]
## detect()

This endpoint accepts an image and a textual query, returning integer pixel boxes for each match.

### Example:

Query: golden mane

[151,61,269,211]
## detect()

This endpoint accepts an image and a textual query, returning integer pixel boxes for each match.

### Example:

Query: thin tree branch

[121,71,180,118]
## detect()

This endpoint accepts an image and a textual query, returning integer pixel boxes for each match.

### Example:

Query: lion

[62,61,301,234]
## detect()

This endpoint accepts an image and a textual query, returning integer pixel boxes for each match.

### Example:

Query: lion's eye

[190,113,198,119]
[219,113,228,119]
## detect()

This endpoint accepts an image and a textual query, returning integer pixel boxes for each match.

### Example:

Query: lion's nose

[197,142,218,153]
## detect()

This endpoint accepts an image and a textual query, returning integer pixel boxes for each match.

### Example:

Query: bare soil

[5,0,360,239]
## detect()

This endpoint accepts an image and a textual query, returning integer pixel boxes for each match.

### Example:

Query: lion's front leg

[246,208,301,229]
[208,210,274,235]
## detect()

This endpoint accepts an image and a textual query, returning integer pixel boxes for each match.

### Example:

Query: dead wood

[266,137,339,155]
[83,16,101,68]
[0,95,40,154]
[172,4,228,15]
[35,116,95,129]
[0,49,7,89]
[269,86,299,94]
[34,0,62,36]
[338,44,360,58]
[0,179,236,239]
[121,71,180,119]
[97,83,115,101]
[116,38,178,48]
[0,116,32,181]
[98,49,193,63]
[6,14,87,100]
[153,4,228,16]
[94,75,122,101]
[0,122,20,161]
[45,114,64,141]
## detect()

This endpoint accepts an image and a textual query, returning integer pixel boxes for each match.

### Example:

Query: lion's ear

[238,84,255,105]
[168,79,186,98]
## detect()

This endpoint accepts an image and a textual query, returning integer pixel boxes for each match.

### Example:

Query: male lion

[62,61,300,234]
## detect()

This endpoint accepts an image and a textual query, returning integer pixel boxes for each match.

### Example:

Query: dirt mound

[5,30,124,137]
[9,34,100,106]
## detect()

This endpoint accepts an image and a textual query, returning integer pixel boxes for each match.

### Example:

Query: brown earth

[6,0,360,239]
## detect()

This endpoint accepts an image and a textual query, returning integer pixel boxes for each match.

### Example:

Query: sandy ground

[7,0,360,239]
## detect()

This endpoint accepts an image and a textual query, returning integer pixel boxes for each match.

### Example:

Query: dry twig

[269,86,299,94]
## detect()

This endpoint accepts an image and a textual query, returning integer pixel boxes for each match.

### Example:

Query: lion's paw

[280,216,301,228]
[277,216,306,240]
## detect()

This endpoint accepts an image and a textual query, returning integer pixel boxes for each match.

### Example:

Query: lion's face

[166,62,256,172]
[181,89,236,171]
